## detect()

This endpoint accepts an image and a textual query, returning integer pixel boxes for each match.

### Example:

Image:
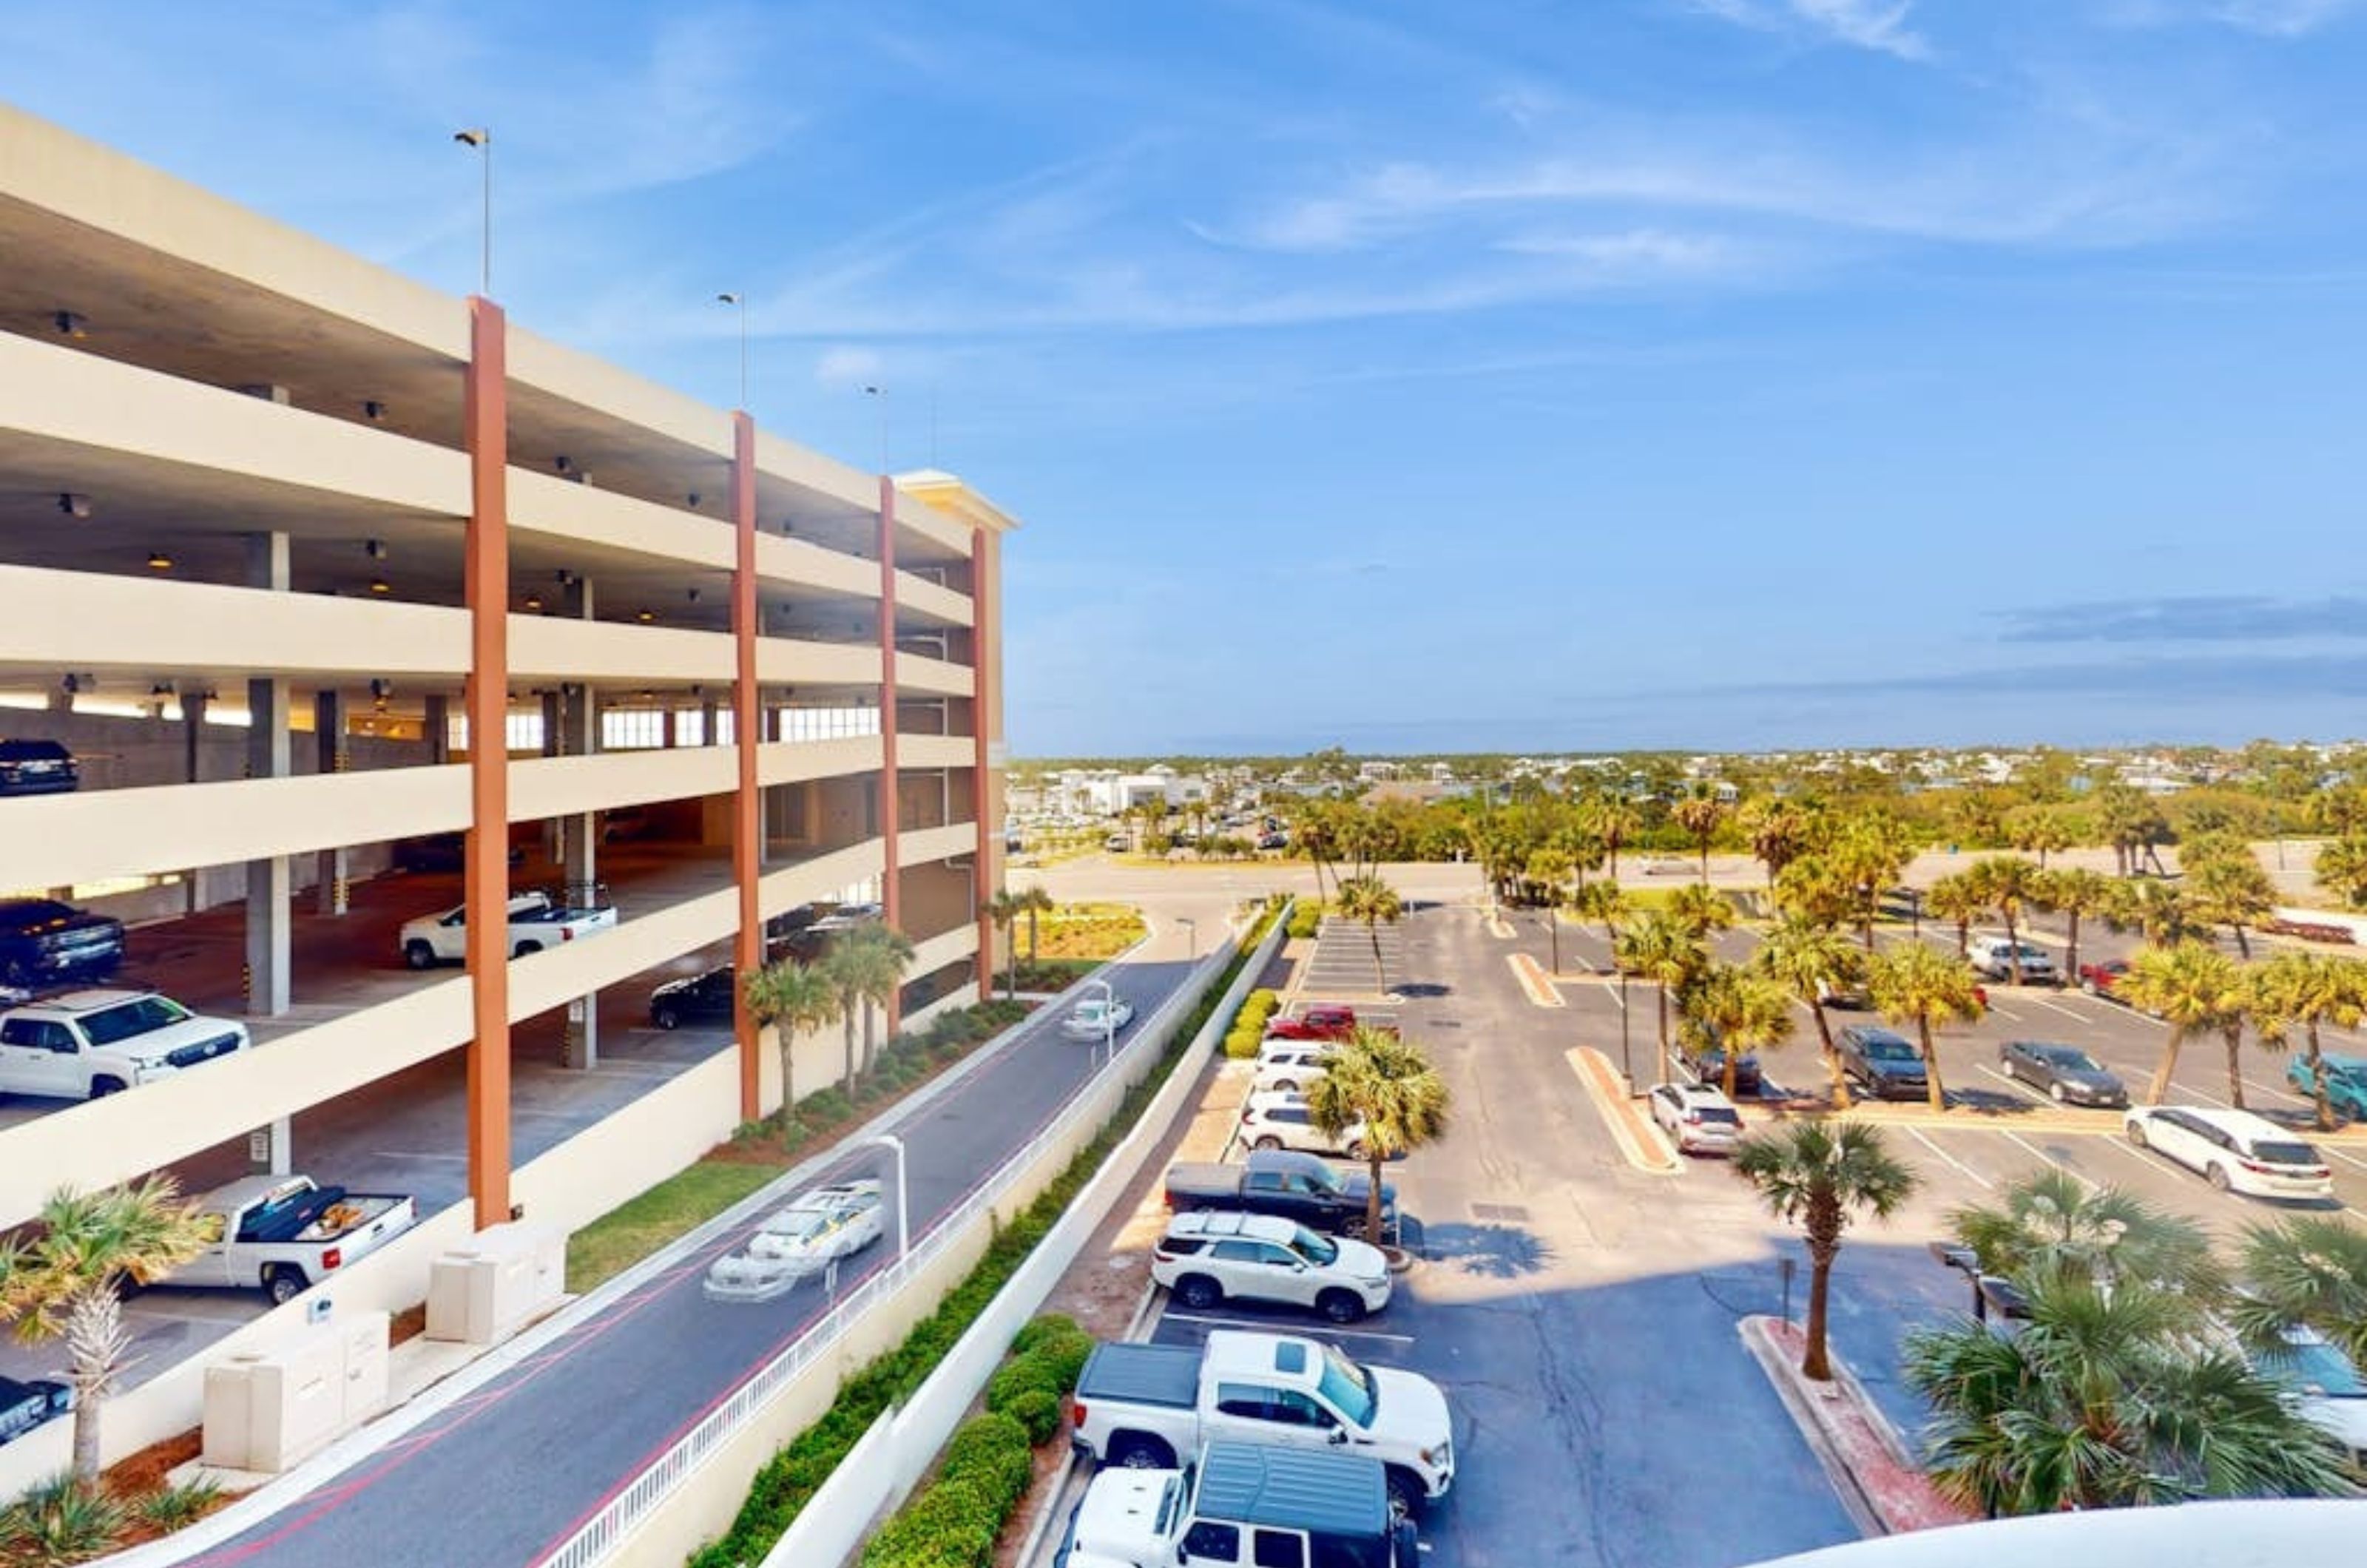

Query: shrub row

[1286,901,1323,939]
[1223,987,1281,1060]
[686,905,1282,1568]
[985,1313,1094,1443]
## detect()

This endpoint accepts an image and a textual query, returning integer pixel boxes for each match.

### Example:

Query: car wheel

[88,1076,125,1099]
[653,1007,679,1030]
[1385,1470,1422,1524]
[264,1267,307,1305]
[2048,1082,2067,1104]
[1317,1288,1366,1325]
[513,941,541,959]
[1252,1135,1282,1152]
[1,959,30,989]
[1175,1275,1222,1311]
[2127,1121,2149,1149]
[2081,980,2098,996]
[1272,1078,1296,1093]
[1110,1435,1175,1471]
[403,940,436,970]
[2208,1163,2232,1193]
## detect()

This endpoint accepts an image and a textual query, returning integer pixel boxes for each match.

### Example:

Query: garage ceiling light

[369,578,391,594]
[146,550,172,571]
[53,311,87,339]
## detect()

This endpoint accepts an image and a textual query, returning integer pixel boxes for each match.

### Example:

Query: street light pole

[1618,970,1633,1092]
[857,1132,909,1269]
[1544,908,1560,976]
[1178,916,1198,963]
[453,129,491,297]
[862,383,889,473]
[716,292,749,410]
[1081,977,1117,1070]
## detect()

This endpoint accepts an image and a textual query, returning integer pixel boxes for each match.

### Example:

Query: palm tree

[2186,851,2275,959]
[1303,1027,1449,1245]
[1588,797,1640,881]
[2032,866,2114,981]
[1334,873,1402,993]
[0,1177,213,1480]
[2244,951,2365,1132]
[1672,791,1727,882]
[1964,856,2042,984]
[2230,1214,2367,1370]
[820,922,917,1081]
[1524,845,1574,910]
[2106,876,2198,947]
[983,888,1025,999]
[1948,1169,2223,1299]
[1732,1121,1917,1382]
[1665,881,1737,939]
[1753,916,1863,1108]
[1772,854,1857,932]
[1865,939,1985,1113]
[1830,812,1915,950]
[1294,799,1342,905]
[2116,941,2241,1106]
[1615,908,1706,1084]
[1922,872,1985,957]
[1570,880,1630,973]
[1738,797,1811,888]
[743,959,841,1144]
[1905,1271,2354,1515]
[1018,884,1056,968]
[2006,805,2074,869]
[2314,833,2367,910]
[1682,962,1795,1100]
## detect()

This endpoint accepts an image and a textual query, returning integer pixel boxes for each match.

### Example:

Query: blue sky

[5,1,2364,755]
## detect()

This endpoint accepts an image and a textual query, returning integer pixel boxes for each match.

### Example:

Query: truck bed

[1163,1163,1239,1204]
[240,1186,408,1246]
[1076,1343,1201,1410]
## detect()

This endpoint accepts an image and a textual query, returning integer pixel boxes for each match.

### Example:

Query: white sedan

[1060,996,1136,1041]
[704,1180,886,1302]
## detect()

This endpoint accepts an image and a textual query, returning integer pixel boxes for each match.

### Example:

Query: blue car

[2286,1053,2367,1122]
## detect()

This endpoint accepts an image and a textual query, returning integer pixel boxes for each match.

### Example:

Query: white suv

[1240,1089,1368,1159]
[0,990,250,1101]
[1151,1210,1392,1322]
[2124,1105,2333,1200]
[1967,936,2059,984]
[1252,1041,1333,1094]
[1648,1083,1744,1155]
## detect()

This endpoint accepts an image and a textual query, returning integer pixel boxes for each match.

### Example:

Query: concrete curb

[1506,952,1566,1008]
[1566,1047,1679,1174]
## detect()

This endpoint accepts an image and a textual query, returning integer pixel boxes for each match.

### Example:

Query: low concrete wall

[760,905,1291,1568]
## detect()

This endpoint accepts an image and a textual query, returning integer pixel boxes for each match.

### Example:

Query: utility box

[200,1308,390,1473]
[425,1221,564,1346]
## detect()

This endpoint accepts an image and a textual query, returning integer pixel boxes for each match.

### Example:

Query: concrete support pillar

[700,696,719,746]
[539,689,563,864]
[424,695,452,765]
[314,692,349,915]
[182,690,209,916]
[245,533,294,1026]
[877,478,903,1036]
[661,706,678,749]
[463,295,515,1230]
[730,413,764,1120]
[557,574,599,1069]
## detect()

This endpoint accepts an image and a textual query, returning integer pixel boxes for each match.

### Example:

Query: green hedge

[1223,985,1282,1059]
[688,907,1280,1568]
[1287,901,1323,939]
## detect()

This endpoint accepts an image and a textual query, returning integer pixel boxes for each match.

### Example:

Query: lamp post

[453,128,491,297]
[1178,916,1198,963]
[862,383,889,473]
[1542,908,1560,976]
[1618,970,1633,1093]
[1080,977,1118,1069]
[856,1132,909,1271]
[716,292,749,410]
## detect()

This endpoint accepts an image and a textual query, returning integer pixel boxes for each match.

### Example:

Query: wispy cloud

[1999,595,2367,643]
[1686,0,1933,59]
[2098,0,2363,35]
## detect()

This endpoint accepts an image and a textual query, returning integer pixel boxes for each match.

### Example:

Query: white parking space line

[1905,1127,1993,1189]
[1987,1001,2025,1023]
[1999,1130,2096,1188]
[2024,996,2092,1025]
[1973,1064,2042,1106]
[1158,1311,1417,1346]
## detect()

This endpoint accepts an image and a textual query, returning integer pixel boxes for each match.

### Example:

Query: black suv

[0,899,125,990]
[0,739,78,796]
[649,965,737,1030]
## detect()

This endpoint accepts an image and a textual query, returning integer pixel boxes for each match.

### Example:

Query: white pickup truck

[158,1175,418,1305]
[0,989,248,1101]
[399,891,618,970]
[1069,1331,1454,1518]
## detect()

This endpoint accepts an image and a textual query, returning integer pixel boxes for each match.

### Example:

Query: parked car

[389,832,525,873]
[0,738,78,797]
[1968,937,2059,985]
[1150,1209,1391,1322]
[1648,1083,1743,1155]
[1264,1004,1359,1042]
[1061,996,1137,1041]
[649,965,737,1030]
[2123,1105,2334,1200]
[0,898,124,990]
[1240,1089,1370,1160]
[1251,1041,1333,1094]
[158,1175,419,1305]
[705,1180,887,1302]
[2285,1053,2367,1123]
[398,890,618,968]
[1680,1046,1762,1098]
[1814,976,1869,1010]
[1068,1331,1454,1516]
[1998,1041,2129,1107]
[598,805,652,843]
[0,989,249,1101]
[2078,959,2130,998]
[1054,1441,1419,1568]
[2249,1325,2367,1468]
[1166,1149,1395,1239]
[1836,1024,1929,1101]
[1256,831,1289,851]
[0,1376,72,1449]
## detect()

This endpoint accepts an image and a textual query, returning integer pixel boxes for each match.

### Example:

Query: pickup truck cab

[1166,1149,1394,1239]
[158,1175,419,1305]
[0,899,124,990]
[1070,1331,1453,1518]
[0,989,248,1101]
[399,891,618,969]
[1056,1442,1417,1568]
[1263,1006,1357,1042]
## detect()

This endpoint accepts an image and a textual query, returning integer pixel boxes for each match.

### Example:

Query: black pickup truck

[0,899,125,990]
[0,1376,72,1449]
[1165,1149,1396,1238]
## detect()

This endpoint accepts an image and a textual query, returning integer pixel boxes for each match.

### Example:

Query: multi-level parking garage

[0,104,1013,1410]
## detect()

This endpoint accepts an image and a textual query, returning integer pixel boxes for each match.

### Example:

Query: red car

[1263,1004,1358,1041]
[2079,960,2130,1000]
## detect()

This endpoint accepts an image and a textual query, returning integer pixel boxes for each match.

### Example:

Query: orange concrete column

[972,526,997,991]
[877,476,902,1033]
[731,413,763,1120]
[462,297,512,1229]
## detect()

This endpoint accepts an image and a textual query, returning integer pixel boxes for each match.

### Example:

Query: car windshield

[1864,1037,1916,1062]
[2260,1339,2366,1398]
[2037,1045,2099,1070]
[78,996,194,1044]
[1294,1160,1345,1196]
[1292,1227,1338,1265]
[2253,1140,2320,1167]
[1695,1106,1742,1126]
[764,1210,831,1242]
[1316,1342,1377,1427]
